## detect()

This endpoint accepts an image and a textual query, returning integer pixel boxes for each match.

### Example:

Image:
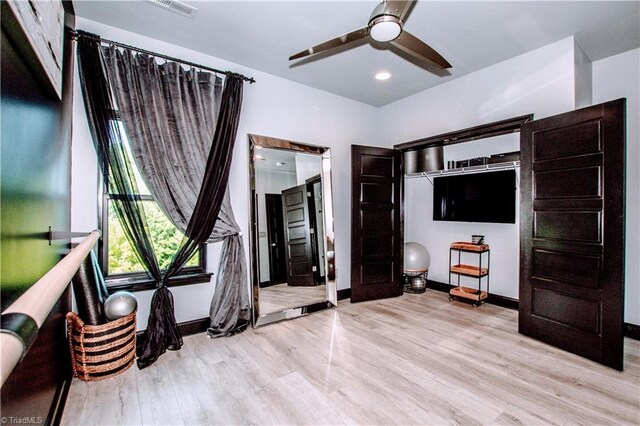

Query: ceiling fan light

[370,18,402,42]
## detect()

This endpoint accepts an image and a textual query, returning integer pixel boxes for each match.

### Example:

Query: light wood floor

[259,283,326,314]
[62,289,640,425]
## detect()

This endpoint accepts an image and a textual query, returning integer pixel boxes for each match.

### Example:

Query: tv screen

[433,170,516,224]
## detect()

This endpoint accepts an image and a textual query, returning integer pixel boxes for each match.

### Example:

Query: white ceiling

[73,1,640,107]
[254,147,299,172]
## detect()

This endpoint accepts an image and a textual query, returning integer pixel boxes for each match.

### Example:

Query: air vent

[144,0,198,18]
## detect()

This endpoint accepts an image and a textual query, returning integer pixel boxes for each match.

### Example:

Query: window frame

[98,151,211,293]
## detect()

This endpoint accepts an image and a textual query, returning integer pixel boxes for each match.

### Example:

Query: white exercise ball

[404,242,430,272]
[104,291,138,320]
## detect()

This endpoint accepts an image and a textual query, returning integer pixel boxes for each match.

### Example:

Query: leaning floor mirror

[249,134,337,327]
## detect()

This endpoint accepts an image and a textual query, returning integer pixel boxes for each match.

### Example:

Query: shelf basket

[66,311,136,382]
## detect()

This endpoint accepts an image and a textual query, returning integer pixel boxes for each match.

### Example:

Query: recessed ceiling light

[254,145,263,150]
[375,71,392,81]
[276,162,286,166]
[254,154,265,160]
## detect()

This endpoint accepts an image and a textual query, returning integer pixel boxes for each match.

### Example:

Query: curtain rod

[71,30,256,84]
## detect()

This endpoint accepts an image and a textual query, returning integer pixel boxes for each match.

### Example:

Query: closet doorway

[351,100,626,370]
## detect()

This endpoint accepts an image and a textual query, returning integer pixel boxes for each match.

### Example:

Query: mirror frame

[248,134,337,327]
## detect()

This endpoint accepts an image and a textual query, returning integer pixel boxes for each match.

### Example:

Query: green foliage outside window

[108,201,198,275]
[105,124,200,276]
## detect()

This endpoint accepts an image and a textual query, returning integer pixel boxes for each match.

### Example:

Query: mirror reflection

[249,135,336,326]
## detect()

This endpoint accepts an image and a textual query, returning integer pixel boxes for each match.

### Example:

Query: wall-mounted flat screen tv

[433,170,516,224]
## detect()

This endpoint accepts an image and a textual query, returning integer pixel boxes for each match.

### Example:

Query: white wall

[574,39,593,109]
[294,153,322,185]
[377,37,577,146]
[593,48,640,326]
[380,37,579,300]
[71,18,381,330]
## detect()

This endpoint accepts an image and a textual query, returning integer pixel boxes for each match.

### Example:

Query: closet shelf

[405,160,520,182]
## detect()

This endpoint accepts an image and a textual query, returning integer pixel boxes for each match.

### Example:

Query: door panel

[532,120,602,160]
[361,155,394,177]
[361,182,393,203]
[533,210,602,242]
[531,288,600,333]
[351,145,403,303]
[520,98,625,370]
[532,249,601,288]
[286,208,305,223]
[361,209,393,233]
[282,184,315,287]
[534,166,601,199]
[360,263,394,284]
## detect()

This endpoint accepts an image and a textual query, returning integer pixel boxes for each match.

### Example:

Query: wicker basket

[66,311,137,381]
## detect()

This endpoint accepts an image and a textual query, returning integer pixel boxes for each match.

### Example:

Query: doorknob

[271,243,276,247]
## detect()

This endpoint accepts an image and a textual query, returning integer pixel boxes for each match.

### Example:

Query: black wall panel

[1,7,75,423]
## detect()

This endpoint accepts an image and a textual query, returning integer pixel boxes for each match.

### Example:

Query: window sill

[106,272,213,293]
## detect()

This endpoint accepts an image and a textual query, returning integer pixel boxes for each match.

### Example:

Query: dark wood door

[305,175,323,284]
[265,194,287,285]
[282,184,315,286]
[351,145,403,302]
[520,99,625,370]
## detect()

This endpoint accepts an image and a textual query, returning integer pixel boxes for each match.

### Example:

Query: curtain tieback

[159,276,170,288]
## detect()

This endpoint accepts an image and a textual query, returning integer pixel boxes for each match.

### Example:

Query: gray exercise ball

[104,291,138,320]
[404,242,430,271]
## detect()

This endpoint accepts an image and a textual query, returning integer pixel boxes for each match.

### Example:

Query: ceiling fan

[289,0,451,69]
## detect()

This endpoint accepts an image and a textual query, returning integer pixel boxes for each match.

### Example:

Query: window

[100,123,208,290]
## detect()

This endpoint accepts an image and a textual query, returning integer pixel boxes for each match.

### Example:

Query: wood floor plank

[62,289,640,425]
[63,362,142,425]
[135,360,184,425]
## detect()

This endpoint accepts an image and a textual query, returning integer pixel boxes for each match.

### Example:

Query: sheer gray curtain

[102,47,250,336]
[207,192,249,337]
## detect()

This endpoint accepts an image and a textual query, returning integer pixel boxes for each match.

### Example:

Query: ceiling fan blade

[390,30,452,69]
[289,27,369,60]
[385,0,416,21]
